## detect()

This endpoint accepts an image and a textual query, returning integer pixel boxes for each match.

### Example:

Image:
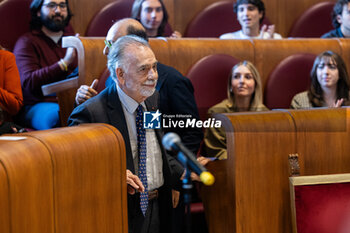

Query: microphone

[162,132,215,186]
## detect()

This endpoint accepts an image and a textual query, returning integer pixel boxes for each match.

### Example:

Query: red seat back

[85,0,134,36]
[85,0,173,37]
[186,54,239,120]
[264,53,316,109]
[184,1,271,37]
[0,0,31,51]
[288,2,335,38]
[290,174,350,233]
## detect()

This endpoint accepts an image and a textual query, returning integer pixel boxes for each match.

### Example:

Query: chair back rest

[186,54,239,120]
[85,0,133,36]
[0,0,31,51]
[290,173,350,233]
[288,2,335,38]
[264,53,316,109]
[184,1,271,37]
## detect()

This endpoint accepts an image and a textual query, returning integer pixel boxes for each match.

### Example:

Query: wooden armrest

[41,77,79,96]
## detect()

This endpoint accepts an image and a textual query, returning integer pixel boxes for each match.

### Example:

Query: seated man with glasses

[13,0,77,130]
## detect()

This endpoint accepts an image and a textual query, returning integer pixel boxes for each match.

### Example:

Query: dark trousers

[129,197,160,233]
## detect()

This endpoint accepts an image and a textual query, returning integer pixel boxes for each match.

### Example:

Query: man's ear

[337,14,343,25]
[37,11,41,17]
[116,67,125,85]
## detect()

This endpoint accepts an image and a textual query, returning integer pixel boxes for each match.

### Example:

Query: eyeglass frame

[42,2,68,11]
[104,40,113,49]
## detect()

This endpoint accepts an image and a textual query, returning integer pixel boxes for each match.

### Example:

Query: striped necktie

[136,104,148,216]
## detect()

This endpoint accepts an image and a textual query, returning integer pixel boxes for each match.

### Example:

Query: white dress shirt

[117,84,164,191]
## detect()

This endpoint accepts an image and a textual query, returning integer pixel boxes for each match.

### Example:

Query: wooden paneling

[167,39,254,75]
[201,108,350,233]
[0,137,55,233]
[0,124,128,233]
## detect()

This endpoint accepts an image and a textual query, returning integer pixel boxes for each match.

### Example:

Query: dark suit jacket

[68,84,184,231]
[156,63,203,154]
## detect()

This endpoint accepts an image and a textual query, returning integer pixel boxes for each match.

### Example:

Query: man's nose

[148,68,157,79]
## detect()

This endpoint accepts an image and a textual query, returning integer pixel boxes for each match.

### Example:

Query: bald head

[103,18,148,55]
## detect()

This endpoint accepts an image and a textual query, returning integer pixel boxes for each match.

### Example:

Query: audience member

[13,0,77,130]
[68,35,184,233]
[220,0,282,39]
[0,45,23,120]
[291,51,350,109]
[202,61,268,160]
[75,18,203,155]
[131,0,181,38]
[322,0,350,38]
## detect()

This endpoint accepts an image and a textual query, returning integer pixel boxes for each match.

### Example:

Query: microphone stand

[177,151,193,233]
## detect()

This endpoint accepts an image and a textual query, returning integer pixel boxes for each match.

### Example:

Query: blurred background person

[131,0,182,38]
[291,51,350,109]
[322,0,350,38]
[0,45,24,134]
[13,0,77,130]
[220,0,282,39]
[0,45,23,121]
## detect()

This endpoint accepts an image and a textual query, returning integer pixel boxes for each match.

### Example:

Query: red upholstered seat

[96,68,110,93]
[0,0,31,51]
[184,0,271,37]
[290,174,350,233]
[186,54,239,120]
[85,0,134,36]
[85,0,173,36]
[288,2,335,38]
[264,53,316,109]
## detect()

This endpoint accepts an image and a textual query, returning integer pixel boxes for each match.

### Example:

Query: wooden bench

[0,124,127,233]
[201,107,350,233]
[46,37,350,126]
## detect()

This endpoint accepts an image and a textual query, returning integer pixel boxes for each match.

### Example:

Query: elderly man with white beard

[68,35,184,233]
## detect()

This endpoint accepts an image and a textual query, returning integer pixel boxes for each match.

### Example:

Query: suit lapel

[106,84,135,172]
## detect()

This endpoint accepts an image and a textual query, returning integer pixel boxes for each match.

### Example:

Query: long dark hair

[308,51,350,107]
[29,0,73,30]
[131,0,169,36]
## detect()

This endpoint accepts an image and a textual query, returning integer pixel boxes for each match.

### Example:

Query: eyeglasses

[42,2,67,10]
[104,40,113,48]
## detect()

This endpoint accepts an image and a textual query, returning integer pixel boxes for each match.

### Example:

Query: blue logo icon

[144,110,161,129]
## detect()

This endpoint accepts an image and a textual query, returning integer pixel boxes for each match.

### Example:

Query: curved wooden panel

[0,137,54,233]
[338,38,350,75]
[288,108,350,176]
[25,123,127,233]
[166,39,254,76]
[202,110,296,233]
[0,124,127,233]
[0,164,10,233]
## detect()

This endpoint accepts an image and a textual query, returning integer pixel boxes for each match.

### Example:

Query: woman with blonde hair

[202,61,268,160]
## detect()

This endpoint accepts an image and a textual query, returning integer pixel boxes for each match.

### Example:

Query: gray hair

[107,35,150,82]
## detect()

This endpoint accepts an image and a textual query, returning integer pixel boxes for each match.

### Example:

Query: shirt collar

[117,84,146,114]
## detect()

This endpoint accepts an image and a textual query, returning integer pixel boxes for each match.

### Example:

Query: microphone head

[162,132,181,150]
